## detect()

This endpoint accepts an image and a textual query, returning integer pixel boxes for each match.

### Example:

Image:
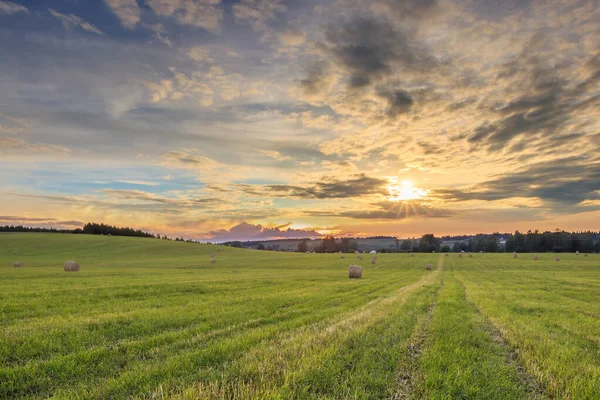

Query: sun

[388,179,428,201]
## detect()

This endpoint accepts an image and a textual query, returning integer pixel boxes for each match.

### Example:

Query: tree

[418,234,440,253]
[256,243,265,250]
[400,239,413,252]
[297,239,309,253]
[340,238,352,253]
[319,236,338,253]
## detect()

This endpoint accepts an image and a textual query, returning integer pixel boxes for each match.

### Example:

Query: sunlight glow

[388,179,429,201]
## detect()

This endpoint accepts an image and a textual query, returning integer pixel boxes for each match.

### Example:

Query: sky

[0,0,599,242]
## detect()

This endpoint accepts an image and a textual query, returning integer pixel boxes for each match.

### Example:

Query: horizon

[1,0,599,241]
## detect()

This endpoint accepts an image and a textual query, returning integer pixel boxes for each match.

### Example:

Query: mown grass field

[1,233,598,399]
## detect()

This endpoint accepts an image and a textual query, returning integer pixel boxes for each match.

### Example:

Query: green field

[1,234,599,399]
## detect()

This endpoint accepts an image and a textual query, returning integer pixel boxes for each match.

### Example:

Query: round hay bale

[468,254,473,258]
[210,252,215,257]
[340,255,345,259]
[555,257,560,262]
[445,253,449,257]
[584,253,588,257]
[358,255,363,260]
[576,251,580,255]
[533,256,538,260]
[217,248,221,252]
[306,251,310,254]
[411,253,415,257]
[13,262,22,268]
[424,264,432,271]
[513,254,518,258]
[458,253,463,258]
[370,258,376,264]
[348,265,362,279]
[210,258,216,264]
[64,261,80,272]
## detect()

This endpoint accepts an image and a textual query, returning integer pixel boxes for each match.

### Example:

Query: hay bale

[445,253,449,257]
[513,253,518,258]
[425,264,432,271]
[576,251,580,255]
[411,253,415,257]
[210,252,215,257]
[370,258,376,264]
[469,254,472,257]
[217,248,221,251]
[533,256,538,260]
[13,250,18,255]
[458,253,463,258]
[358,255,363,260]
[584,253,588,257]
[555,257,560,262]
[13,262,22,268]
[340,255,345,259]
[210,258,216,264]
[348,265,362,279]
[64,261,80,272]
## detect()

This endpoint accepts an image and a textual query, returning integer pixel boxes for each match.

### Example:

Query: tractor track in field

[459,277,550,400]
[392,254,445,400]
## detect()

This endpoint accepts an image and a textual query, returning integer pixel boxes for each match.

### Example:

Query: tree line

[0,223,157,239]
[404,230,599,253]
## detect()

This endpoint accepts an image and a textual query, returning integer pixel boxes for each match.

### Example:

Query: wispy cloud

[49,9,104,35]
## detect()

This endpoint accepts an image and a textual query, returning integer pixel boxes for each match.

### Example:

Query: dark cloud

[299,61,330,96]
[376,88,414,116]
[305,200,453,220]
[466,34,599,153]
[208,221,321,242]
[100,189,226,207]
[373,0,439,20]
[238,173,388,199]
[417,141,443,155]
[435,157,600,206]
[322,16,437,89]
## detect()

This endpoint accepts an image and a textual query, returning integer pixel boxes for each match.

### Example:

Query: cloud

[322,15,437,88]
[306,200,454,220]
[260,150,291,161]
[376,87,413,117]
[435,157,600,206]
[0,137,69,155]
[160,150,221,169]
[238,173,388,199]
[0,215,84,229]
[100,189,225,207]
[299,61,331,98]
[187,46,213,63]
[232,0,287,31]
[49,9,105,35]
[103,0,141,29]
[279,30,306,46]
[207,221,321,242]
[0,1,27,15]
[146,0,223,32]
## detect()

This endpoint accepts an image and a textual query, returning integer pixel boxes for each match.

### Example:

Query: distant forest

[1,224,599,253]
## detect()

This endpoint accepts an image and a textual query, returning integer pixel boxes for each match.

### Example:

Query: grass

[1,233,599,399]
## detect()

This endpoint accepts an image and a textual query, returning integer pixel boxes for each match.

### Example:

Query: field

[1,234,599,399]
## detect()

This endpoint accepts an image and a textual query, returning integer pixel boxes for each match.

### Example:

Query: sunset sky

[1,0,599,241]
